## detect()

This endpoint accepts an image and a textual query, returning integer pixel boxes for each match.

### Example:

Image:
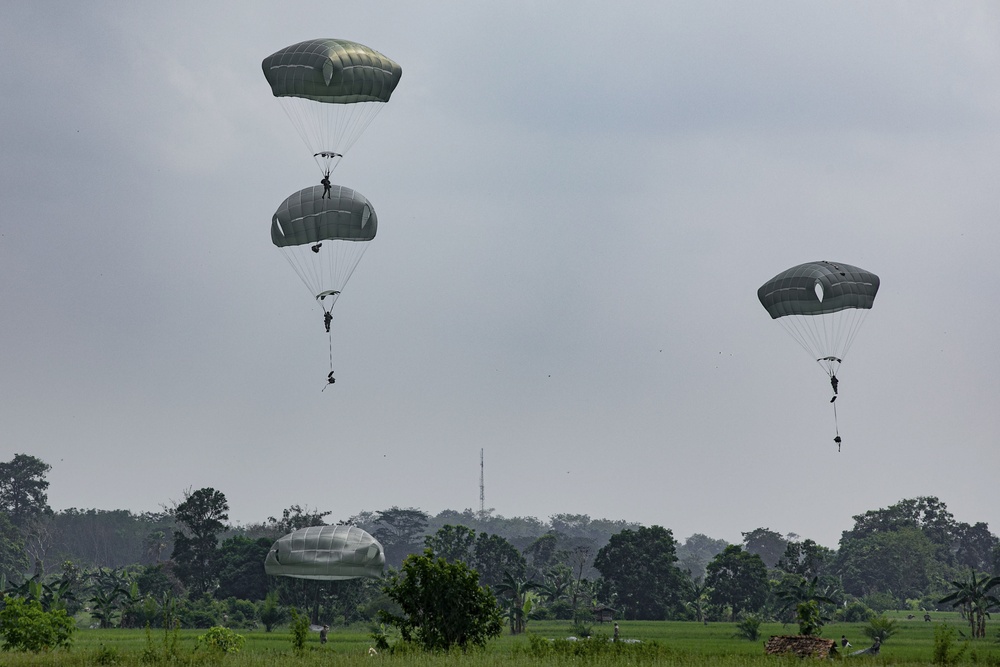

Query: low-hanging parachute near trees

[264,525,385,580]
[757,260,880,451]
[272,184,377,384]
[261,38,402,176]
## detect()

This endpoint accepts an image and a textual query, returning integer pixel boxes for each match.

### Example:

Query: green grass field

[2,611,999,666]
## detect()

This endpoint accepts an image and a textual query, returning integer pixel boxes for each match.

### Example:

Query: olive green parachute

[757,260,879,380]
[271,184,376,311]
[264,525,385,581]
[262,39,402,173]
[262,39,402,103]
[758,261,879,320]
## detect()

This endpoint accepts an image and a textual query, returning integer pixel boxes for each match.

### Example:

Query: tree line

[2,452,998,635]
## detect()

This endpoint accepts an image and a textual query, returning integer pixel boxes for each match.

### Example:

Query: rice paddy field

[3,611,999,666]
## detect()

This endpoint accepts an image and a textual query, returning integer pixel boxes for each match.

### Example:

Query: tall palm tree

[940,571,1000,639]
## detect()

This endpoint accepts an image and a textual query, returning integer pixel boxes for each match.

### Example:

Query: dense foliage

[0,596,75,652]
[379,549,504,651]
[594,525,688,620]
[1,453,999,640]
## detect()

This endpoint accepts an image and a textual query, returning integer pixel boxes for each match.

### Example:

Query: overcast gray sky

[3,2,999,549]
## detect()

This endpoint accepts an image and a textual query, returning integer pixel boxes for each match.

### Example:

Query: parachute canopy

[262,39,402,103]
[265,525,384,581]
[262,39,402,173]
[758,261,879,319]
[271,184,376,310]
[757,261,879,377]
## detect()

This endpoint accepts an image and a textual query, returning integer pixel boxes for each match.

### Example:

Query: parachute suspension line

[277,98,319,163]
[833,400,841,452]
[328,327,334,374]
[319,101,385,158]
[275,241,371,311]
[276,98,387,174]
[775,308,872,378]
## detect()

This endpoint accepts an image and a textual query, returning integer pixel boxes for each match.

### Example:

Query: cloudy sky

[3,2,999,549]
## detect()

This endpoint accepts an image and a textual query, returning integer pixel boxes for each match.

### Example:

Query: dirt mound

[764,635,837,658]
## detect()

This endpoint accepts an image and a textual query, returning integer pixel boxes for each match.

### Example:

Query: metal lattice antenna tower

[479,448,485,515]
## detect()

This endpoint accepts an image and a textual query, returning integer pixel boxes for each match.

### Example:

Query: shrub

[570,620,593,638]
[289,609,310,655]
[796,600,823,636]
[379,550,504,652]
[733,613,762,641]
[0,596,75,652]
[839,601,875,623]
[92,644,121,665]
[258,591,286,632]
[197,626,245,654]
[932,624,967,665]
[863,614,899,643]
[547,599,574,620]
[222,597,259,629]
[140,618,181,664]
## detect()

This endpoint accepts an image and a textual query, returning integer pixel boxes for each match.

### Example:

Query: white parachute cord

[323,304,335,391]
[328,329,334,374]
[277,98,387,172]
[833,400,841,452]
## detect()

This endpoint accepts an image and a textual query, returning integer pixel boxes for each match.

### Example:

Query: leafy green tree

[258,591,287,632]
[379,549,504,651]
[843,496,959,566]
[0,596,75,652]
[594,525,687,620]
[0,454,52,530]
[137,562,184,599]
[214,536,271,601]
[144,529,170,563]
[705,545,769,621]
[776,539,835,579]
[266,505,331,534]
[171,488,229,595]
[371,507,429,568]
[424,524,477,564]
[848,496,954,540]
[836,526,940,599]
[741,528,787,569]
[676,533,729,580]
[523,531,560,579]
[0,512,29,581]
[939,570,1000,638]
[289,608,310,655]
[423,525,525,591]
[473,532,526,589]
[44,509,175,570]
[952,522,1000,573]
